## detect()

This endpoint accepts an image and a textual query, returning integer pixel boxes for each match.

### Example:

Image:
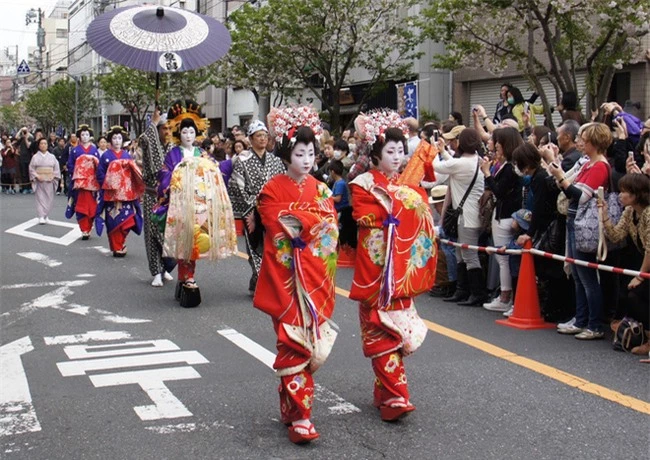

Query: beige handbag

[556,192,568,216]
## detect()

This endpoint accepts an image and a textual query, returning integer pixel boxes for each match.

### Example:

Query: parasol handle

[155,72,160,111]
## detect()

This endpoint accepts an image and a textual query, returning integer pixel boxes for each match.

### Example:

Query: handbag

[442,160,479,239]
[556,192,568,216]
[612,317,645,352]
[478,189,495,234]
[533,217,565,254]
[574,164,622,254]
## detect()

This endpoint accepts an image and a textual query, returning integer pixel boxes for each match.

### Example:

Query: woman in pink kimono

[29,137,61,224]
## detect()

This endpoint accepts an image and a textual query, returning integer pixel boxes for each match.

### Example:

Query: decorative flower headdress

[167,99,209,141]
[267,105,323,143]
[354,109,409,145]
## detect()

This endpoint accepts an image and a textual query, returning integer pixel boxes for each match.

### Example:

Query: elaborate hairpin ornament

[354,109,409,145]
[267,105,323,143]
[166,99,209,140]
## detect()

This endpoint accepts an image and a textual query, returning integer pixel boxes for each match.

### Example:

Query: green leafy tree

[99,64,212,135]
[48,77,98,131]
[422,0,650,127]
[217,0,424,133]
[0,103,33,133]
[21,77,98,133]
[24,88,57,133]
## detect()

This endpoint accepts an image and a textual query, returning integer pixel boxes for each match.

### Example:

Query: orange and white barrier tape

[437,237,650,280]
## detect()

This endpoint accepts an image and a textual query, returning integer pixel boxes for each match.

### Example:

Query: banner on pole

[403,81,418,120]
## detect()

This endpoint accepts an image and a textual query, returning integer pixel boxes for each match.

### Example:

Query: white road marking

[0,337,42,436]
[1,281,151,325]
[5,218,82,246]
[144,421,234,434]
[217,328,361,415]
[57,350,209,376]
[1,280,89,290]
[94,309,151,324]
[145,423,197,434]
[17,252,62,267]
[76,273,96,278]
[90,367,201,420]
[63,340,179,360]
[217,328,276,368]
[55,340,210,421]
[89,246,111,255]
[44,330,133,345]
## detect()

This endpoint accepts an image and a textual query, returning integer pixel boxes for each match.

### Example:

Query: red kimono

[350,169,437,405]
[254,174,339,423]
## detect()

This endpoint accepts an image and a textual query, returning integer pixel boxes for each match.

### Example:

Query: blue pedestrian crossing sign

[17,60,30,74]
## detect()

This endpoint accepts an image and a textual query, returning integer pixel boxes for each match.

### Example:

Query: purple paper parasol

[86,5,231,73]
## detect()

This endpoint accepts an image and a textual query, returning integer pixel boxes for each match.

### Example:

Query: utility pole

[26,8,45,87]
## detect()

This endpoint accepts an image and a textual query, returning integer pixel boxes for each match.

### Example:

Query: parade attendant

[155,100,237,308]
[29,138,61,224]
[255,107,338,444]
[349,110,437,422]
[227,119,285,294]
[139,109,176,287]
[96,126,144,257]
[65,124,100,239]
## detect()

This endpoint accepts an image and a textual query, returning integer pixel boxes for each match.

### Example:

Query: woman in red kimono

[350,111,437,422]
[255,109,338,444]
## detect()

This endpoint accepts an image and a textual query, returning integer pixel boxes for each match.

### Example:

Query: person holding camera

[16,127,35,194]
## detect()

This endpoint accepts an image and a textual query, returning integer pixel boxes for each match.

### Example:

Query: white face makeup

[378,140,405,176]
[287,141,316,182]
[111,133,123,150]
[80,131,91,145]
[180,127,196,149]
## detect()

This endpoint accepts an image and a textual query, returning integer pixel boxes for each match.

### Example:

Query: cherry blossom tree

[423,0,650,126]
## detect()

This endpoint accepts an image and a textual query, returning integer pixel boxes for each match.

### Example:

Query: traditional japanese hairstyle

[76,123,94,138]
[167,99,209,142]
[354,109,409,165]
[106,125,129,144]
[267,105,323,162]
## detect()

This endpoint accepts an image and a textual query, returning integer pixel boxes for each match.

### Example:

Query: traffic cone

[496,240,555,330]
[337,244,356,268]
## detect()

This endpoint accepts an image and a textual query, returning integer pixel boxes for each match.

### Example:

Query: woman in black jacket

[513,143,574,322]
[480,127,523,311]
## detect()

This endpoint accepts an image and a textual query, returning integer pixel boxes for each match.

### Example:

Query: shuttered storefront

[468,72,587,128]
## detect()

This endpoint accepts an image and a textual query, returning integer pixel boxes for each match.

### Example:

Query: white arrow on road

[0,337,42,436]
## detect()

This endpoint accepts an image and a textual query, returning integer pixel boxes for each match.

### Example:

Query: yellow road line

[336,284,650,416]
[238,251,650,415]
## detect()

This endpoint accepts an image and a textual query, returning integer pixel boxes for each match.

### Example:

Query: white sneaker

[44,216,49,224]
[557,317,576,329]
[483,297,513,312]
[38,217,46,224]
[151,274,163,287]
[163,271,174,281]
[503,306,514,317]
[557,324,584,335]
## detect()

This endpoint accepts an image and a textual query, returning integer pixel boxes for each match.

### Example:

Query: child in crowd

[328,160,349,213]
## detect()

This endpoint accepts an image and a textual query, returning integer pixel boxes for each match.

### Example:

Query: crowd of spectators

[430,84,650,357]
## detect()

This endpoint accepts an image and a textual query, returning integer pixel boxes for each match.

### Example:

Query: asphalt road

[1,193,648,459]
